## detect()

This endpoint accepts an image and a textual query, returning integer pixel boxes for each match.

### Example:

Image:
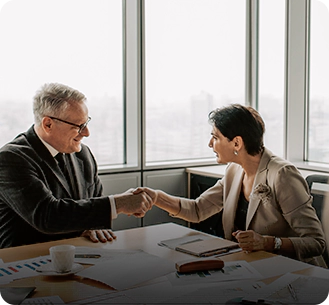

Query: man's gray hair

[33,83,86,125]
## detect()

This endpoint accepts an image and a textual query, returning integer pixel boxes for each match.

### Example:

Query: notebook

[175,237,240,257]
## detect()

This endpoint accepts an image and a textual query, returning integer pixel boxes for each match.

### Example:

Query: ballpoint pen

[75,254,101,258]
[288,283,298,301]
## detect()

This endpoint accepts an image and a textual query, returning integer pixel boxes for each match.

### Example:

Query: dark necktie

[55,153,72,190]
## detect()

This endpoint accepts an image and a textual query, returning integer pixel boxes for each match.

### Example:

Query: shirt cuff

[109,195,117,219]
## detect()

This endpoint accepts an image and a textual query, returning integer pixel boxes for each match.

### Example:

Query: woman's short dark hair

[208,104,265,156]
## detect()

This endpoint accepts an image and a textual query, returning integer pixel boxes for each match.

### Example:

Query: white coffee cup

[49,245,75,273]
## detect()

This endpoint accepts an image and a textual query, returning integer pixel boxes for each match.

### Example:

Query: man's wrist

[109,195,117,219]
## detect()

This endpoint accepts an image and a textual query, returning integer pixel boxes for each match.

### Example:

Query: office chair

[305,174,329,220]
[189,174,224,237]
[305,174,329,267]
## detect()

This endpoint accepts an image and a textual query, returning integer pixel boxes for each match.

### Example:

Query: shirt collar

[33,126,59,157]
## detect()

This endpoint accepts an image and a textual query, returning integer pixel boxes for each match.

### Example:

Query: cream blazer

[177,148,326,266]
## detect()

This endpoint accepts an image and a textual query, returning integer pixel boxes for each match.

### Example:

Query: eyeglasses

[48,116,91,134]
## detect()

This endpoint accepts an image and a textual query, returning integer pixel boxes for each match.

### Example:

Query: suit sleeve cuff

[109,195,118,219]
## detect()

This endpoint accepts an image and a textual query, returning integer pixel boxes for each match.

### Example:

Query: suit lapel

[223,165,244,238]
[24,126,73,197]
[66,154,84,199]
[245,148,273,229]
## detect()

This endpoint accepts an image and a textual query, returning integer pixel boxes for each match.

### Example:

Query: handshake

[83,187,179,242]
[114,187,158,218]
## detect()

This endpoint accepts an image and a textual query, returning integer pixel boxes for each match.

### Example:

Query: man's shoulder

[0,127,45,163]
[0,132,30,153]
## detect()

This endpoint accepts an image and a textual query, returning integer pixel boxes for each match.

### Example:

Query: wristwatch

[274,237,282,251]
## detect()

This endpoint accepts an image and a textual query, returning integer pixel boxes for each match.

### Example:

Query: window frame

[99,0,329,174]
[285,0,329,172]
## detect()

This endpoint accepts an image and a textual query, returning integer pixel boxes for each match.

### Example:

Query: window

[258,0,285,157]
[144,0,246,164]
[308,0,329,163]
[0,0,123,166]
[1,0,327,173]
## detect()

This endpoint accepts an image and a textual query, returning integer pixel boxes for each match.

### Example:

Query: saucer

[36,263,84,276]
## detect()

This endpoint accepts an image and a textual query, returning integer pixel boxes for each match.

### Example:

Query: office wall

[99,172,141,230]
[142,169,187,227]
[99,168,187,231]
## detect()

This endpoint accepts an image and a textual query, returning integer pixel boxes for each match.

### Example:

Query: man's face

[49,102,90,154]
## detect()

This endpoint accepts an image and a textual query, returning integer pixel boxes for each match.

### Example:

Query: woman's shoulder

[263,148,297,172]
[262,150,308,192]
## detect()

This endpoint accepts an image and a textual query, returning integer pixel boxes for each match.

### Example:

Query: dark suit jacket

[0,126,112,248]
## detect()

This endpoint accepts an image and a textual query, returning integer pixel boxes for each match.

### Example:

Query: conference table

[0,222,327,304]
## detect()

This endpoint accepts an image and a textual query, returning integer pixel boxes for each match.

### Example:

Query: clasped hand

[81,188,156,243]
[115,187,156,218]
[232,230,266,252]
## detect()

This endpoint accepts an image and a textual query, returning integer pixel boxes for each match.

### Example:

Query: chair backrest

[305,174,329,221]
[305,174,329,268]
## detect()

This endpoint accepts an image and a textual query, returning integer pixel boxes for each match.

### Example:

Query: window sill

[293,161,329,177]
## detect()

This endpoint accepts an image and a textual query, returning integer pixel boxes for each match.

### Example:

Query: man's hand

[133,187,158,203]
[132,187,158,217]
[114,190,153,217]
[81,229,117,243]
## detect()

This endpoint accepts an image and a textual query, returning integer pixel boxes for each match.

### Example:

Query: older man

[0,83,152,248]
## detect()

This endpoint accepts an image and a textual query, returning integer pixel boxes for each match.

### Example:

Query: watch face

[274,237,282,250]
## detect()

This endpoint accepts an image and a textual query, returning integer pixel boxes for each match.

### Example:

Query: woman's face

[208,126,234,164]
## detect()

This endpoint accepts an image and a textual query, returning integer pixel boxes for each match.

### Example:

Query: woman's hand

[81,229,117,243]
[133,187,158,203]
[232,230,267,252]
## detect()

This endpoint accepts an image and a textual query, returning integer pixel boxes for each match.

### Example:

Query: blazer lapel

[223,165,244,238]
[24,126,73,197]
[246,148,273,229]
[67,154,84,199]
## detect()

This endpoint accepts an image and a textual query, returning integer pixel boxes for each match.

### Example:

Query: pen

[75,254,101,259]
[288,283,298,301]
[240,297,274,304]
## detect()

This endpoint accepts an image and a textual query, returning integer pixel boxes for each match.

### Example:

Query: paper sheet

[69,276,266,305]
[68,291,124,304]
[263,273,329,304]
[74,247,141,265]
[21,295,65,304]
[124,278,267,305]
[250,255,314,278]
[164,280,267,305]
[0,287,36,304]
[0,256,52,284]
[77,250,175,290]
[0,247,141,285]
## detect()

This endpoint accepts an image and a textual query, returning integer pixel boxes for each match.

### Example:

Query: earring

[234,150,238,156]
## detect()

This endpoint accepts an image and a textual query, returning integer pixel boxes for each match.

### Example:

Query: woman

[137,104,326,267]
